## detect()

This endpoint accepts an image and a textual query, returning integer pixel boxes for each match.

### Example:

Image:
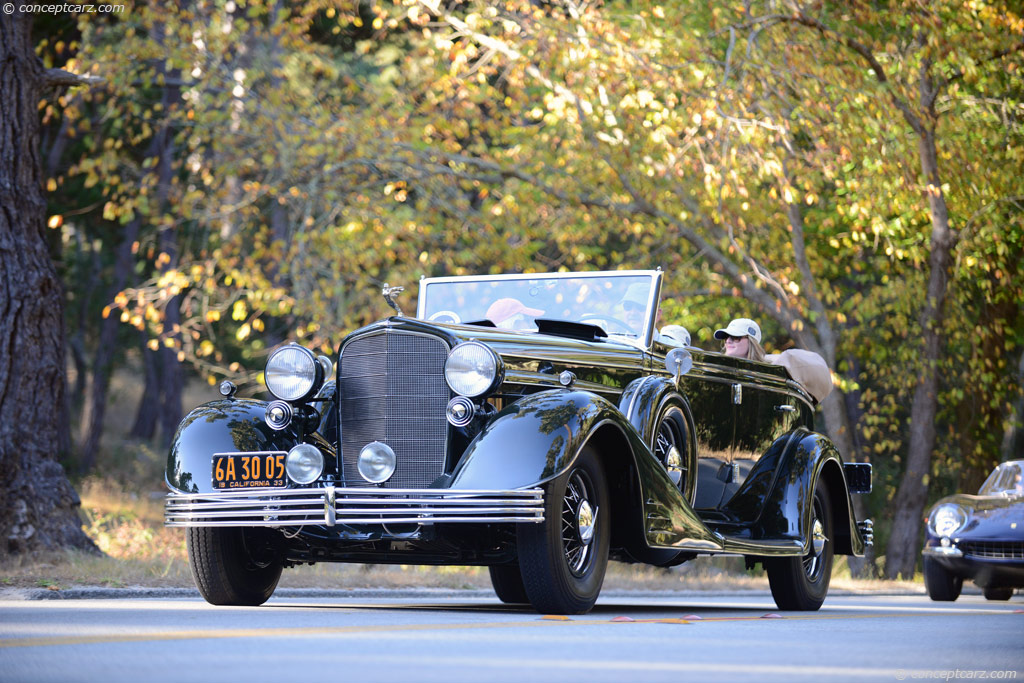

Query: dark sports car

[923,459,1024,601]
[165,269,872,614]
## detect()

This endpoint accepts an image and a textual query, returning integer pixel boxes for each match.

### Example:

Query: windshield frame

[978,460,1024,497]
[416,270,663,348]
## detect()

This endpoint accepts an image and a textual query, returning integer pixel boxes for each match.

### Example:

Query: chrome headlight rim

[444,341,503,398]
[929,503,969,538]
[265,344,324,402]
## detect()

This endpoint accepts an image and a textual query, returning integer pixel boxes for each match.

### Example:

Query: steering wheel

[580,314,635,336]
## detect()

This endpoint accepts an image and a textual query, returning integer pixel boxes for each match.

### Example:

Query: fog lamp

[358,441,397,484]
[285,443,324,485]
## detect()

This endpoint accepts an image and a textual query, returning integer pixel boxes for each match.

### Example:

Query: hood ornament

[382,283,405,316]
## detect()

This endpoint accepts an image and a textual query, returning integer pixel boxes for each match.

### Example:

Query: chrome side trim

[165,487,545,527]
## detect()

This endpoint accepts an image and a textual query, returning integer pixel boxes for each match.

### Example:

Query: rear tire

[517,446,609,615]
[766,479,833,611]
[982,586,1013,601]
[923,556,962,602]
[186,527,283,606]
[488,564,530,604]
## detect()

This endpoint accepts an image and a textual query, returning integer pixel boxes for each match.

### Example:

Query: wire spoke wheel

[517,446,609,614]
[561,470,597,576]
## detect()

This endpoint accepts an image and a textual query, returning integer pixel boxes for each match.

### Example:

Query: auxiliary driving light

[285,443,324,485]
[358,441,397,484]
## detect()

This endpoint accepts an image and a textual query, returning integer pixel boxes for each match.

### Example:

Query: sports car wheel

[488,564,530,604]
[187,527,283,606]
[766,480,833,611]
[923,556,962,602]
[982,586,1013,601]
[517,446,609,615]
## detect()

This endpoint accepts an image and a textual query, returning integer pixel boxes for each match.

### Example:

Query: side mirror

[665,348,693,387]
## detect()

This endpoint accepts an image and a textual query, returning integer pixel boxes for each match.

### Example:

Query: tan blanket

[765,349,833,403]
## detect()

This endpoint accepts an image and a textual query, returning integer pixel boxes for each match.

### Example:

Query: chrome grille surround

[339,329,450,487]
[165,487,544,527]
[961,541,1024,560]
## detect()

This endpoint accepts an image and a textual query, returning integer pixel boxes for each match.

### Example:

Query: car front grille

[338,329,450,487]
[961,541,1024,560]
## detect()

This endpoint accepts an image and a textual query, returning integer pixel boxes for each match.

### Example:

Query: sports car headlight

[265,345,322,402]
[444,342,501,397]
[930,504,968,537]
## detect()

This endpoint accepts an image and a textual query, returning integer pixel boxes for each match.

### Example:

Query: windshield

[417,271,660,343]
[978,460,1024,496]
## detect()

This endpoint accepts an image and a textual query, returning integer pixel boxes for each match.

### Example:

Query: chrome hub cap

[577,500,595,545]
[811,519,826,557]
[803,500,829,582]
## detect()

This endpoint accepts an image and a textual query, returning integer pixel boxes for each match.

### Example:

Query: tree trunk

[0,12,97,556]
[884,124,956,579]
[1003,349,1024,461]
[78,213,139,470]
[129,331,161,440]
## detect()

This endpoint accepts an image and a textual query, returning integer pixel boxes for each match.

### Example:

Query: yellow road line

[1,608,1016,650]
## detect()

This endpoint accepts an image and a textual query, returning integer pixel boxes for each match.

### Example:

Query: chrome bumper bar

[922,544,964,559]
[165,486,545,528]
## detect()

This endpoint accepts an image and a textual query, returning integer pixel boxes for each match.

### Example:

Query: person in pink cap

[714,317,766,361]
[485,298,545,330]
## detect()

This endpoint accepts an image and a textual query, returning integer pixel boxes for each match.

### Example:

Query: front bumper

[922,538,1024,588]
[165,486,545,528]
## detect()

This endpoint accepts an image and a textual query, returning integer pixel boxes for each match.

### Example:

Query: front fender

[448,389,723,553]
[449,390,620,490]
[165,398,304,493]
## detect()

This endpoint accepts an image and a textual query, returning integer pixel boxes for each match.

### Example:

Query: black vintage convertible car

[922,459,1024,601]
[165,269,872,613]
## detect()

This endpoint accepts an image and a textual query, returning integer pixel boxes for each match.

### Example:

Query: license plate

[213,452,287,489]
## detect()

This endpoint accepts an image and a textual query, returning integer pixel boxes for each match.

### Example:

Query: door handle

[775,404,796,413]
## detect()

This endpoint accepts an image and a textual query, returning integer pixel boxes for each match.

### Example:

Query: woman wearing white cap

[714,317,766,361]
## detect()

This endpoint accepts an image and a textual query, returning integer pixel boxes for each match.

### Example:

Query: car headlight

[265,345,322,402]
[444,342,501,397]
[930,503,968,537]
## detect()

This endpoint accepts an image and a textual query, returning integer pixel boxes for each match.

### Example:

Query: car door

[683,360,739,514]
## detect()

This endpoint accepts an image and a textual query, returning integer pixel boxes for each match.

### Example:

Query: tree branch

[42,68,103,89]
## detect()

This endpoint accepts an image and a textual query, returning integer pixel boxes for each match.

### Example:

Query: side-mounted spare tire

[516,446,610,614]
[187,527,283,606]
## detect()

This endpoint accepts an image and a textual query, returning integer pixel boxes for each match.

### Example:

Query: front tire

[983,586,1013,601]
[766,479,834,611]
[923,556,962,602]
[517,446,610,614]
[488,564,530,604]
[187,527,283,606]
